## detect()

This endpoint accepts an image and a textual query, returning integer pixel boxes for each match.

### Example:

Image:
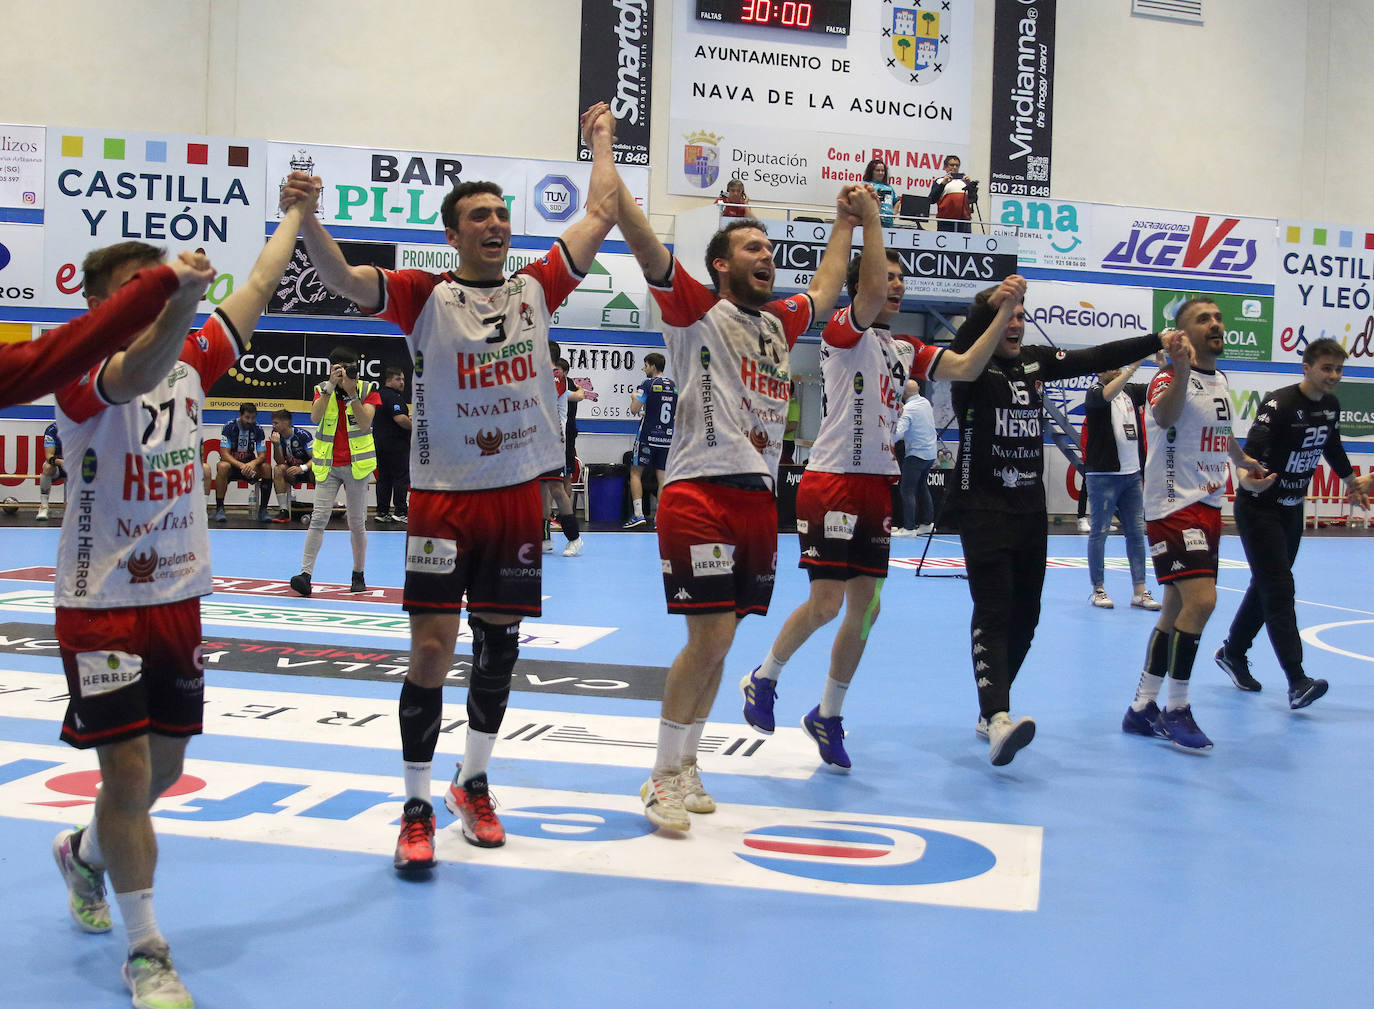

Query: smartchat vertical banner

[988,0,1056,199]
[578,0,653,166]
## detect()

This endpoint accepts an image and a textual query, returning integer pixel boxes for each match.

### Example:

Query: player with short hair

[741,212,1027,772]
[268,408,313,523]
[1123,297,1272,751]
[615,166,869,830]
[624,351,676,529]
[49,191,312,1009]
[1214,337,1373,706]
[283,102,623,870]
[213,402,269,522]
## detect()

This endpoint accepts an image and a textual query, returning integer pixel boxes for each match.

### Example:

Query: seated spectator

[863,159,898,227]
[214,402,270,522]
[269,408,314,523]
[716,179,751,218]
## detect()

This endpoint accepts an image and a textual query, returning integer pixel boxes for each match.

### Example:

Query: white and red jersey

[650,260,812,486]
[53,310,243,608]
[374,240,582,492]
[1143,365,1233,520]
[808,311,933,477]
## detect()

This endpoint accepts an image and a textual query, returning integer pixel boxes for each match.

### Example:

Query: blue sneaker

[1122,700,1169,739]
[1161,704,1213,752]
[740,668,777,734]
[801,705,851,773]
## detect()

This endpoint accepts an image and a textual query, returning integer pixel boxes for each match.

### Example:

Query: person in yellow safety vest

[290,346,381,596]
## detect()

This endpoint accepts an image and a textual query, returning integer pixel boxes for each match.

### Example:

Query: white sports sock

[1165,678,1190,711]
[458,730,498,783]
[276,487,290,511]
[632,499,644,518]
[1131,672,1165,711]
[684,718,708,763]
[78,820,104,868]
[403,762,432,804]
[115,889,164,953]
[819,677,850,718]
[654,718,690,773]
[757,649,786,681]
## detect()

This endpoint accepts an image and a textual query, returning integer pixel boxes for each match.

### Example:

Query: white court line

[1216,584,1374,618]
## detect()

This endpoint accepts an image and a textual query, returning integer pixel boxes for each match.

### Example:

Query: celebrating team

[38,102,1369,1009]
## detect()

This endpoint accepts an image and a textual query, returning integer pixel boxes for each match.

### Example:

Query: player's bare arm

[559,102,620,274]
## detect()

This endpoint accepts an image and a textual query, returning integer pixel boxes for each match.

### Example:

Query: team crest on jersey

[185,397,199,424]
[700,346,712,369]
[520,303,534,329]
[854,372,865,394]
[126,548,158,584]
[196,334,209,352]
[414,351,424,377]
[475,428,503,456]
[785,300,798,311]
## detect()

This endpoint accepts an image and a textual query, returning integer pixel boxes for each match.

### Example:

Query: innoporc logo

[884,4,948,84]
[683,131,721,189]
[476,428,502,456]
[127,548,159,584]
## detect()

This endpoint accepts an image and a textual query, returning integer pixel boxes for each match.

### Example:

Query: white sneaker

[562,537,584,557]
[914,523,934,536]
[890,526,909,538]
[641,770,691,831]
[1076,517,1091,533]
[680,758,716,814]
[123,943,194,1009]
[987,711,1036,766]
[35,503,49,521]
[975,716,989,740]
[542,539,554,554]
[1090,587,1114,609]
[1131,590,1163,611]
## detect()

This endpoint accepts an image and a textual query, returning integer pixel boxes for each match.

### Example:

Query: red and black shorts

[404,482,543,617]
[795,471,893,581]
[1147,501,1222,584]
[57,597,205,750]
[657,479,778,617]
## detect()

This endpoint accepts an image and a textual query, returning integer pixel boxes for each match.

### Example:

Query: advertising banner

[1152,289,1274,363]
[0,224,43,307]
[268,239,397,318]
[988,0,1055,199]
[1273,220,1374,366]
[763,220,1017,302]
[1092,204,1276,294]
[669,0,974,205]
[558,341,665,424]
[0,125,44,210]
[43,128,269,308]
[990,195,1092,273]
[207,331,413,412]
[579,0,654,166]
[1023,280,1152,348]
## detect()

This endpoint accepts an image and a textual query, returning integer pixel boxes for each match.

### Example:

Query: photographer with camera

[289,346,380,596]
[715,179,751,219]
[929,155,978,234]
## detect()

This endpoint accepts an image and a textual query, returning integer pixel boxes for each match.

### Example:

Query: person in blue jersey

[625,352,678,529]
[862,158,898,228]
[37,421,66,521]
[213,402,269,522]
[268,409,314,522]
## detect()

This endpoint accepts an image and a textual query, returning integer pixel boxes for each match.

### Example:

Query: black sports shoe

[289,572,312,597]
[1288,677,1328,710]
[1214,643,1261,692]
[350,570,366,593]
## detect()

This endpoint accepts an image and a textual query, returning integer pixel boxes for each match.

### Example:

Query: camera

[342,363,359,379]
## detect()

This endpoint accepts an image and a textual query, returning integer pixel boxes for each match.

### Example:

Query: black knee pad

[467,618,520,733]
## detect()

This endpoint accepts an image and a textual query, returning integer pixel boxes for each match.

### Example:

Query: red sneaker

[393,799,436,871]
[443,769,506,847]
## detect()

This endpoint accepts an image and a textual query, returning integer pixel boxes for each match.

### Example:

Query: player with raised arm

[283,102,623,871]
[615,171,867,830]
[741,197,1026,771]
[50,191,313,1009]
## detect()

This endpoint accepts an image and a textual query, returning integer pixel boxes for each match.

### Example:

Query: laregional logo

[683,130,722,189]
[884,5,948,84]
[534,175,580,223]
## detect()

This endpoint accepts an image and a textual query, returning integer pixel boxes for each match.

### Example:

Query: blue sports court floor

[2,518,1371,1008]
